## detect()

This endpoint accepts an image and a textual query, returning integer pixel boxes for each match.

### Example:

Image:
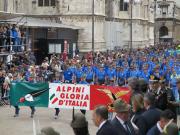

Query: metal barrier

[0,89,9,106]
[0,44,27,54]
[0,100,7,106]
[0,34,29,56]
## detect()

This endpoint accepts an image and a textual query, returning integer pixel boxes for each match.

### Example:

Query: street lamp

[124,0,141,52]
[4,0,8,12]
[154,0,157,46]
[172,4,176,44]
[150,0,157,45]
[92,0,95,54]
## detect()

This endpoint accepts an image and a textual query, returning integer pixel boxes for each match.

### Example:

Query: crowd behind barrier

[0,24,27,53]
[0,43,179,100]
[0,40,180,134]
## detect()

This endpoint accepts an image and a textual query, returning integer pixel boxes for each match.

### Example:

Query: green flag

[10,82,49,107]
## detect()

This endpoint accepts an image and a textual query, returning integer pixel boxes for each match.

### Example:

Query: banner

[90,85,131,111]
[10,82,49,107]
[10,83,131,110]
[49,83,90,110]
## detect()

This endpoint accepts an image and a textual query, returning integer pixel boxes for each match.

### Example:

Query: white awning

[0,11,24,20]
[8,17,82,30]
[160,35,172,39]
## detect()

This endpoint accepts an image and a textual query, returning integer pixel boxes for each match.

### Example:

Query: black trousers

[80,110,86,115]
[0,85,4,99]
[65,80,72,83]
[76,78,81,83]
[86,79,93,83]
[55,108,60,116]
[98,79,105,85]
[14,106,35,115]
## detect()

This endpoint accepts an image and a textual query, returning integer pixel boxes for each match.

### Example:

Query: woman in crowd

[131,94,147,135]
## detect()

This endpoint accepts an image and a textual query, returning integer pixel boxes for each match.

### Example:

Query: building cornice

[156,18,180,22]
[105,17,154,24]
[24,13,106,17]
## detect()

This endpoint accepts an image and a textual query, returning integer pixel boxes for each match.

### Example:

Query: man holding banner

[52,77,61,119]
[79,74,89,115]
[11,77,36,118]
[10,82,131,111]
[63,65,74,83]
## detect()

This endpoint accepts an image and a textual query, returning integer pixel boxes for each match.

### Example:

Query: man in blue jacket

[79,75,89,115]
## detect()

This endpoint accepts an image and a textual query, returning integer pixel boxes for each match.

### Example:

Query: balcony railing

[156,13,175,19]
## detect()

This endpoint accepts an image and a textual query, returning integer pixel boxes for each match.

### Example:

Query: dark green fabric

[10,82,49,107]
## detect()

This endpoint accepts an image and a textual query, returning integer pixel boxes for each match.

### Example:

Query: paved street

[0,106,97,135]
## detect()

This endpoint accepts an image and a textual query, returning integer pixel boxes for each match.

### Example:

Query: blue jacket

[147,125,161,135]
[96,69,106,80]
[74,68,83,79]
[11,28,18,39]
[64,68,73,81]
[107,68,116,80]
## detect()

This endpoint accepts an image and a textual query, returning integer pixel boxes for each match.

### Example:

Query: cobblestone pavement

[0,106,97,135]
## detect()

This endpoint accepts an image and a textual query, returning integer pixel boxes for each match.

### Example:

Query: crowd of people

[0,24,26,53]
[0,42,180,135]
[0,43,179,98]
[37,77,180,135]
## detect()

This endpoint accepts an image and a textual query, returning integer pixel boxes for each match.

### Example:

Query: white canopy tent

[8,17,82,30]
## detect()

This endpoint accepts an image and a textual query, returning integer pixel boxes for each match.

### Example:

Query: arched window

[159,26,168,37]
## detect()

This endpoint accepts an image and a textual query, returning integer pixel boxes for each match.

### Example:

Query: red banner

[90,85,131,111]
[48,84,131,110]
[11,83,131,110]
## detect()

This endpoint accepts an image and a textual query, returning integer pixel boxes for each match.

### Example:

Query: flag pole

[72,107,75,120]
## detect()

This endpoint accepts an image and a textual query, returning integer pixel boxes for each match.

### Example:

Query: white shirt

[116,116,127,130]
[98,120,107,131]
[157,122,163,133]
[157,86,162,95]
[6,54,12,63]
[131,115,139,131]
[5,76,11,84]
[146,105,150,110]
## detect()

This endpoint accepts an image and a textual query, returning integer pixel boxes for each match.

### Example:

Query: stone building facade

[155,0,180,43]
[1,0,156,52]
[14,0,107,52]
[105,0,155,49]
[0,0,17,12]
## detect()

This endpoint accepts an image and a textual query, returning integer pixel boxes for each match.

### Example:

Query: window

[51,0,56,6]
[120,0,124,11]
[120,0,128,11]
[38,0,56,7]
[44,0,50,6]
[162,6,168,15]
[38,0,43,6]
[124,2,128,11]
[159,26,168,37]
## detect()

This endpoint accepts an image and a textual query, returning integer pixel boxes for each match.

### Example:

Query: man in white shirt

[92,105,117,135]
